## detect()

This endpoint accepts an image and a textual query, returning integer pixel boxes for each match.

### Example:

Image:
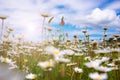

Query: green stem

[71,71,75,80]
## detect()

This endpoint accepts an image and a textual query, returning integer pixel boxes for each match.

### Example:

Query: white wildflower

[55,57,71,63]
[37,60,54,69]
[66,63,77,67]
[73,67,83,73]
[95,66,112,72]
[74,53,83,56]
[84,60,101,68]
[62,49,74,56]
[94,49,110,54]
[89,72,107,80]
[26,73,36,80]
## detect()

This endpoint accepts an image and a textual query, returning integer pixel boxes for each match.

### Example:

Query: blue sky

[0,0,120,41]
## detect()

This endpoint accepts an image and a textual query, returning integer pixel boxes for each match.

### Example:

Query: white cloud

[105,1,120,10]
[86,8,117,24]
[70,8,120,28]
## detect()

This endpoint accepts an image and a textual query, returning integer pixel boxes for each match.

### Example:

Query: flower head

[103,27,108,30]
[66,63,77,67]
[26,73,37,80]
[60,16,65,26]
[89,72,107,80]
[82,30,87,33]
[55,57,71,63]
[94,66,112,72]
[41,13,50,17]
[73,67,83,73]
[45,46,64,57]
[113,34,119,38]
[44,26,53,31]
[37,60,54,69]
[0,15,8,19]
[62,49,74,56]
[84,60,101,68]
[94,49,110,54]
[3,39,9,43]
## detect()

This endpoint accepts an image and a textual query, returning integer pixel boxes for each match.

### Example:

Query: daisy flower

[73,67,83,73]
[26,73,37,80]
[89,72,107,80]
[37,59,54,69]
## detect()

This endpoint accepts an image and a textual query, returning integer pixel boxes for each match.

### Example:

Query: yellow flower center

[95,75,101,80]
[3,58,7,63]
[47,62,51,67]
[32,75,36,79]
[3,39,9,43]
[54,51,59,55]
[24,59,28,63]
